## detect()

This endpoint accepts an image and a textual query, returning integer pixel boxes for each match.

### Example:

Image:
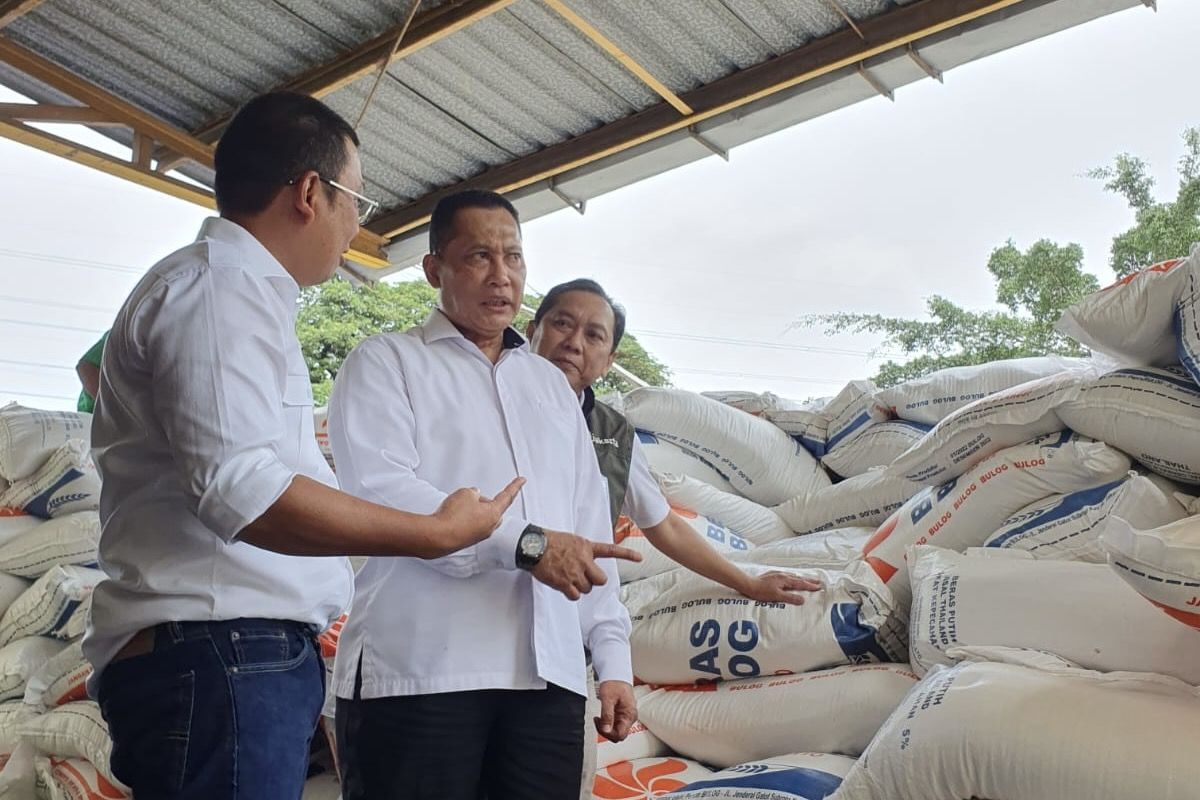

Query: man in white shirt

[85,93,521,800]
[526,280,821,795]
[329,190,640,800]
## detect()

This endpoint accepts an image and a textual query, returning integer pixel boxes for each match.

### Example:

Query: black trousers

[336,678,586,800]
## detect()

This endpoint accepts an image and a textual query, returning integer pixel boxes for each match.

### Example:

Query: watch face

[521,531,545,557]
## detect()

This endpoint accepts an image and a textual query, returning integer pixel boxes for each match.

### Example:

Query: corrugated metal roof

[0,0,1147,276]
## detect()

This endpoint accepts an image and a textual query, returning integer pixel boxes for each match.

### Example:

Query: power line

[631,328,901,358]
[0,246,143,275]
[0,317,104,335]
[0,296,117,315]
[0,390,76,403]
[0,358,74,372]
[671,367,848,385]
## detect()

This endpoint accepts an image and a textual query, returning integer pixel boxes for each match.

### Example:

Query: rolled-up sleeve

[574,414,633,684]
[141,268,297,542]
[329,336,527,576]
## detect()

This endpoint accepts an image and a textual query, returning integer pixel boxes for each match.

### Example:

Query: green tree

[298,278,670,404]
[1089,127,1200,276]
[804,128,1200,387]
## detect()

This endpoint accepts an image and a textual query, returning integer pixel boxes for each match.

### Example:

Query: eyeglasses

[289,175,381,224]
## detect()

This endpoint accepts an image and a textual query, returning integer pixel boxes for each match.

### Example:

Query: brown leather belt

[110,627,156,663]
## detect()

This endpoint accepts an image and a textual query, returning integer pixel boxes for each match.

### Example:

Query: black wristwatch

[515,524,548,571]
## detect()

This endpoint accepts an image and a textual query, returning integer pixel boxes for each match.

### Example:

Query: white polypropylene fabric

[595,687,669,769]
[763,407,828,459]
[730,527,874,571]
[663,752,855,800]
[0,512,101,578]
[908,545,1200,683]
[637,664,919,768]
[835,660,1200,800]
[0,573,30,621]
[1101,513,1200,630]
[16,701,119,787]
[0,405,91,483]
[820,381,889,455]
[820,421,929,479]
[615,507,753,583]
[0,637,66,702]
[637,432,736,495]
[657,474,793,545]
[774,470,921,536]
[628,561,905,684]
[25,641,90,710]
[701,391,802,417]
[888,370,1087,485]
[1057,244,1200,381]
[1056,365,1200,485]
[0,566,106,646]
[313,406,334,471]
[0,700,34,753]
[0,441,100,519]
[863,433,1131,606]
[875,357,1078,425]
[624,389,829,505]
[35,756,131,800]
[0,511,42,549]
[983,473,1190,562]
[592,757,713,800]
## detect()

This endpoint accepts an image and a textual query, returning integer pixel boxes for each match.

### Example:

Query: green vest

[583,388,636,528]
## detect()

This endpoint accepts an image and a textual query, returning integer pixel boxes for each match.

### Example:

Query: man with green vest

[526,279,818,602]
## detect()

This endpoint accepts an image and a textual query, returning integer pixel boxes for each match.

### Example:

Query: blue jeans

[97,618,324,800]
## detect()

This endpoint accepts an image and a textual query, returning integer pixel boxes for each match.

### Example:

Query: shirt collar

[421,308,528,352]
[198,217,300,300]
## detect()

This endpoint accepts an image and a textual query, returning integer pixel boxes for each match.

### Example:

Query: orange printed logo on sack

[593,759,694,799]
[1103,257,1184,290]
[50,758,129,799]
[319,613,348,658]
[615,517,644,544]
[0,508,28,517]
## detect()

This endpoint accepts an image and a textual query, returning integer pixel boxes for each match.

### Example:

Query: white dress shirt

[328,310,632,700]
[83,217,354,691]
[620,439,672,530]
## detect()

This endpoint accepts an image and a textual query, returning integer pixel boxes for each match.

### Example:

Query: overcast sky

[1,1,1195,410]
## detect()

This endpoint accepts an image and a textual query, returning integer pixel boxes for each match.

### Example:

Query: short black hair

[214,91,360,217]
[429,190,521,255]
[534,278,627,353]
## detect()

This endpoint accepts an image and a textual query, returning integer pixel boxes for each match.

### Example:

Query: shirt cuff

[589,632,634,685]
[197,447,296,542]
[476,516,527,571]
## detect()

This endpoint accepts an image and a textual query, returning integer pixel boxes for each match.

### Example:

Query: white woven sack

[25,641,91,710]
[774,470,922,536]
[0,700,34,753]
[863,433,1130,608]
[34,756,130,800]
[0,512,101,578]
[595,688,668,770]
[983,472,1190,562]
[875,357,1079,426]
[888,370,1087,485]
[0,573,30,621]
[730,527,874,571]
[835,660,1200,800]
[0,511,42,549]
[592,757,713,800]
[1101,513,1200,631]
[614,507,753,583]
[17,701,119,787]
[657,474,792,545]
[628,562,905,685]
[0,405,91,483]
[908,545,1200,683]
[821,421,929,479]
[0,638,65,702]
[637,431,736,494]
[663,752,856,800]
[0,441,100,520]
[638,664,918,768]
[624,388,829,505]
[0,566,106,647]
[1056,365,1200,485]
[1056,244,1199,380]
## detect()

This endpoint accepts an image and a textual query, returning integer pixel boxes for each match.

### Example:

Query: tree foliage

[805,128,1200,387]
[297,278,670,404]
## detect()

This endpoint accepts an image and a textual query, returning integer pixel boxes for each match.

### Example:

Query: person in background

[527,279,823,798]
[328,190,641,800]
[75,330,108,412]
[85,93,521,800]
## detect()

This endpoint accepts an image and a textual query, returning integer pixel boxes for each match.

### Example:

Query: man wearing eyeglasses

[84,92,523,800]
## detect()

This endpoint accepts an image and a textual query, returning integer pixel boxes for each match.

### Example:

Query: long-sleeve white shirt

[328,310,632,699]
[83,217,354,691]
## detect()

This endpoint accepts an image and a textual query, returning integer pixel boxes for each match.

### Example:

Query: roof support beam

[541,0,693,115]
[688,125,728,161]
[823,0,866,39]
[369,0,1027,239]
[857,64,894,101]
[907,43,944,82]
[548,178,585,215]
[0,0,45,29]
[189,0,517,144]
[0,102,122,125]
